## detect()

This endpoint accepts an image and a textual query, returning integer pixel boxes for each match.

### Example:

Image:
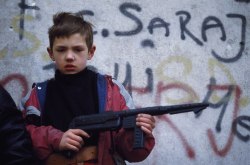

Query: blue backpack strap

[97,74,107,113]
[34,80,48,114]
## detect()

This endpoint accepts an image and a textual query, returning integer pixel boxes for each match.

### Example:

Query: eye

[74,47,84,52]
[56,47,66,52]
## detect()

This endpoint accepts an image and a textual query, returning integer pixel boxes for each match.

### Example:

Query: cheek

[54,59,64,67]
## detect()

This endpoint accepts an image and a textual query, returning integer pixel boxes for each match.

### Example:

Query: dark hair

[48,12,93,51]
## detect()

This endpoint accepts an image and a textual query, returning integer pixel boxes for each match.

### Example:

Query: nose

[65,51,75,61]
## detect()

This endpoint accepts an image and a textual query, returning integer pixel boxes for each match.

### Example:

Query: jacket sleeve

[19,87,64,160]
[0,107,38,165]
[0,85,37,164]
[108,79,155,162]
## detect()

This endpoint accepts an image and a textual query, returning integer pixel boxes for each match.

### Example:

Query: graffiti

[0,47,8,59]
[114,62,153,96]
[154,81,199,159]
[196,75,243,157]
[9,1,246,62]
[211,14,246,63]
[201,16,226,43]
[111,57,249,159]
[11,14,41,56]
[18,0,40,40]
[141,39,155,48]
[75,10,98,35]
[155,81,199,104]
[158,115,196,158]
[155,56,198,104]
[202,78,235,133]
[89,2,246,62]
[176,11,203,46]
[232,115,250,142]
[156,56,192,83]
[208,59,236,83]
[1,1,249,164]
[0,73,29,99]
[43,63,55,70]
[114,3,143,36]
[148,17,170,37]
[206,83,241,157]
[64,2,248,63]
[235,0,250,3]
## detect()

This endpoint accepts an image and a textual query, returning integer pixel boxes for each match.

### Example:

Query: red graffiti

[153,81,198,159]
[129,77,245,161]
[207,84,241,157]
[0,73,29,98]
[158,115,196,158]
[155,81,198,104]
[131,86,150,94]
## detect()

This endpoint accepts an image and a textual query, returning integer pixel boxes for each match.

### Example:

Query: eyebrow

[54,44,85,48]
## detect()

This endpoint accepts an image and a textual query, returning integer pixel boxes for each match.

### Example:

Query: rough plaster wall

[0,0,249,165]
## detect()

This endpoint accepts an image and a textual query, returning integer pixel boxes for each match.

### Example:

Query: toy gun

[69,102,209,149]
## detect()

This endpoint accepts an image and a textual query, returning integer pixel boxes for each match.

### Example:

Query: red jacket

[20,74,155,165]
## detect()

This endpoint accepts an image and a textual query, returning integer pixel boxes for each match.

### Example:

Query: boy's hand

[136,114,155,136]
[59,129,90,151]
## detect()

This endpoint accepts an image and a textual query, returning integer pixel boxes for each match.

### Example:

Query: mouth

[64,64,76,71]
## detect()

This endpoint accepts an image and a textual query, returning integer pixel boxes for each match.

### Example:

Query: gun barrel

[69,102,209,130]
[120,102,209,116]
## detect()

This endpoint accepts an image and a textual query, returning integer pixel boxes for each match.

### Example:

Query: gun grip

[133,126,144,149]
[62,150,75,158]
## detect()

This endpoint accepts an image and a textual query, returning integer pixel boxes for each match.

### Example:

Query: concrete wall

[0,0,249,164]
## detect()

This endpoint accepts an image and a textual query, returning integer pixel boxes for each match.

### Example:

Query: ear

[47,47,55,61]
[88,45,96,60]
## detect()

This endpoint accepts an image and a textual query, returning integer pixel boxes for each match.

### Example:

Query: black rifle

[69,102,209,149]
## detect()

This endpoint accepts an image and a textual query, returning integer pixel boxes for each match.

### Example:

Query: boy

[20,12,155,165]
[0,85,37,165]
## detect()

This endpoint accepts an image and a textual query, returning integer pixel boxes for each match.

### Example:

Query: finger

[59,133,83,151]
[66,129,89,146]
[137,114,155,123]
[67,138,83,149]
[137,121,153,132]
[65,130,84,144]
[65,142,81,152]
[136,114,155,129]
[71,129,90,138]
[140,126,153,135]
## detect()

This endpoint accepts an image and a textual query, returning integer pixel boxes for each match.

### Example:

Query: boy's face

[48,33,95,74]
